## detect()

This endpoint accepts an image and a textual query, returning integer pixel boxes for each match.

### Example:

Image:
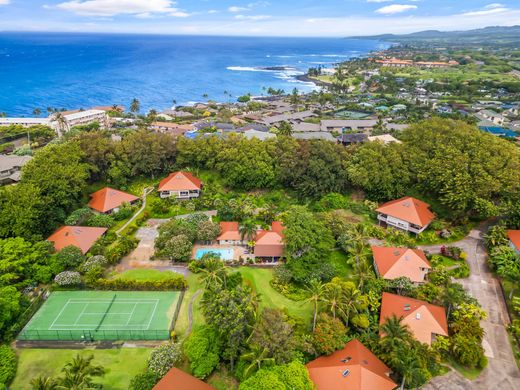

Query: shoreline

[295,74,334,88]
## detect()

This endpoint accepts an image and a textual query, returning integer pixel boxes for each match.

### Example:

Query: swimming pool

[195,248,234,261]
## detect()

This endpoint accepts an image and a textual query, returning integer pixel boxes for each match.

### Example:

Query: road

[421,226,520,390]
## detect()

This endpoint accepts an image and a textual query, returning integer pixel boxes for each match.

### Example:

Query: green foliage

[238,361,313,390]
[0,345,17,388]
[65,207,93,226]
[84,213,115,228]
[147,342,182,377]
[313,192,351,212]
[129,371,159,390]
[91,275,187,291]
[0,287,21,340]
[450,304,487,368]
[160,234,193,262]
[54,246,85,270]
[184,325,223,379]
[312,313,348,355]
[104,236,138,264]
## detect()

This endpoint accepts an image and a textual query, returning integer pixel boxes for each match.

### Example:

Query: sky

[0,0,519,37]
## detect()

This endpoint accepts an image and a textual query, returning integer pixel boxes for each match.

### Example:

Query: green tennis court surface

[18,291,181,341]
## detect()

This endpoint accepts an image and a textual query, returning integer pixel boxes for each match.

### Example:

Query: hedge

[90,277,187,291]
[0,345,17,389]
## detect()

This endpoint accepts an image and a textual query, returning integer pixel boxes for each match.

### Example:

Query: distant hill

[351,25,520,47]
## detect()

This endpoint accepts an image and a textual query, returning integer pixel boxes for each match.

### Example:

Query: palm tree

[33,108,42,117]
[239,220,257,242]
[341,283,364,327]
[277,121,293,137]
[241,345,275,379]
[31,376,58,390]
[57,354,105,389]
[130,98,140,116]
[147,109,158,123]
[199,257,228,289]
[396,347,424,390]
[304,279,326,331]
[323,282,344,319]
[379,315,412,356]
[52,112,68,137]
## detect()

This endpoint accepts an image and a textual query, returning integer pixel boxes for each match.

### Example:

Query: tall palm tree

[57,354,105,390]
[379,315,412,355]
[304,279,326,331]
[52,112,68,137]
[341,283,364,328]
[31,376,58,390]
[130,98,140,116]
[323,282,344,319]
[199,257,228,289]
[396,347,424,390]
[239,220,257,242]
[33,108,42,117]
[241,345,275,379]
[147,109,158,123]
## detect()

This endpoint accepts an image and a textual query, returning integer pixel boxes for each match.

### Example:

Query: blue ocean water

[0,33,387,116]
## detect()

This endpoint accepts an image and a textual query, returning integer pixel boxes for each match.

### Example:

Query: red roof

[254,222,284,257]
[217,222,241,241]
[158,171,202,192]
[306,339,396,390]
[47,226,107,254]
[376,197,435,227]
[508,230,520,251]
[372,246,431,283]
[380,292,448,345]
[88,187,139,213]
[153,367,214,390]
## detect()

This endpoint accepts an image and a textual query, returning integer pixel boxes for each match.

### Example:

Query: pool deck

[192,244,250,261]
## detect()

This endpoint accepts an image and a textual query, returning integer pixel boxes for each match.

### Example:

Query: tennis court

[18,291,182,341]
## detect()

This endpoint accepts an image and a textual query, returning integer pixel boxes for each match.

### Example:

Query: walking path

[186,289,202,336]
[116,187,154,236]
[421,224,520,389]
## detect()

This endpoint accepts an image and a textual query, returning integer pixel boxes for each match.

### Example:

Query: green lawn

[175,272,205,339]
[238,267,313,322]
[446,357,484,380]
[112,268,181,281]
[12,348,151,390]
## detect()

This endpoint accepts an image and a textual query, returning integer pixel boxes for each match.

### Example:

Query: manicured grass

[446,357,483,380]
[207,365,239,390]
[11,348,152,390]
[431,255,459,269]
[113,268,181,281]
[238,267,313,322]
[175,272,205,338]
[328,249,356,281]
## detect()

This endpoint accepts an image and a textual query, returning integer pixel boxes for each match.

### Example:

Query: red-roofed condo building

[153,367,214,390]
[372,246,432,284]
[47,226,107,254]
[217,222,244,246]
[306,339,397,390]
[157,171,202,199]
[376,196,435,235]
[380,292,448,346]
[508,230,520,255]
[88,187,139,214]
[253,221,285,261]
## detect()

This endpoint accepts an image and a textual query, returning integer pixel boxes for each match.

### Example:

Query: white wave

[227,66,269,72]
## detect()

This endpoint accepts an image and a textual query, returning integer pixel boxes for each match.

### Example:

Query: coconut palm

[57,354,105,389]
[241,345,275,379]
[341,283,365,327]
[322,281,344,319]
[33,108,42,117]
[52,112,68,137]
[130,98,140,116]
[379,315,412,356]
[31,376,58,390]
[239,220,257,242]
[199,257,228,289]
[147,109,158,123]
[304,279,326,331]
[396,347,424,390]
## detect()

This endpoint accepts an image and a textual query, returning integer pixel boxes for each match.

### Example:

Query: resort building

[88,187,139,214]
[306,339,397,390]
[61,109,109,131]
[47,226,107,254]
[376,196,435,235]
[158,171,202,199]
[372,247,431,284]
[253,221,285,261]
[0,118,52,127]
[368,134,402,144]
[507,230,520,255]
[217,222,244,246]
[153,367,214,390]
[0,155,31,185]
[149,121,193,136]
[380,292,448,346]
[337,133,368,146]
[320,119,378,133]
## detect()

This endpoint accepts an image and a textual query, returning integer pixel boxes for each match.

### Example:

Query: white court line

[144,301,159,330]
[49,299,73,329]
[73,303,90,326]
[125,303,138,326]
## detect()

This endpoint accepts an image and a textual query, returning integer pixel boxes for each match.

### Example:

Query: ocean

[0,33,388,116]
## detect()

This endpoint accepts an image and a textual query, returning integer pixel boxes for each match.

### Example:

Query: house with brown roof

[380,292,448,346]
[372,247,431,284]
[158,171,202,199]
[217,222,244,246]
[253,221,285,260]
[376,197,435,235]
[508,230,520,255]
[153,367,214,390]
[88,187,139,214]
[306,339,397,390]
[47,226,107,254]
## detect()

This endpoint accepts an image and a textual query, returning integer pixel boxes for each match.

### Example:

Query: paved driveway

[420,226,520,389]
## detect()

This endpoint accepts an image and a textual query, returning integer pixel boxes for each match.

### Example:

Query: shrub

[113,203,136,221]
[80,255,108,273]
[54,246,86,270]
[147,342,182,377]
[160,234,193,262]
[85,213,115,228]
[184,325,222,379]
[65,207,93,225]
[129,371,159,390]
[313,313,348,355]
[104,237,138,264]
[54,271,82,286]
[0,345,16,389]
[91,276,187,291]
[449,263,470,279]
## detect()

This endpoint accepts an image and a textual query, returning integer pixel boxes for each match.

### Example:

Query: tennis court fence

[18,328,170,341]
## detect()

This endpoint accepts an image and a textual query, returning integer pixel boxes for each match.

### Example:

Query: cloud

[54,0,188,17]
[228,6,248,13]
[367,0,393,3]
[234,14,271,20]
[462,3,508,16]
[0,0,10,5]
[375,4,417,14]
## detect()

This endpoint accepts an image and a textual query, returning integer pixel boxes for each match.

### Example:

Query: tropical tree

[304,279,326,331]
[396,346,427,390]
[30,376,58,390]
[147,109,158,123]
[241,345,275,379]
[379,315,413,360]
[239,220,257,242]
[130,98,140,115]
[56,354,105,389]
[199,257,228,289]
[33,108,42,117]
[52,112,67,137]
[277,121,293,137]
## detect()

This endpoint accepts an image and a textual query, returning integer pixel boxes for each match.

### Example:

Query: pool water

[195,248,234,261]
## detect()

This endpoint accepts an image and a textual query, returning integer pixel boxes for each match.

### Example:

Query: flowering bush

[54,271,82,286]
[80,255,108,273]
[147,342,182,377]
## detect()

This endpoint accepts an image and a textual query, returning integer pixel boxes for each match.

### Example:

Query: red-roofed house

[380,292,448,345]
[88,187,139,214]
[217,222,244,245]
[158,171,202,199]
[376,197,435,235]
[47,226,107,254]
[306,339,397,390]
[153,367,214,390]
[508,230,520,255]
[254,221,285,260]
[372,247,431,284]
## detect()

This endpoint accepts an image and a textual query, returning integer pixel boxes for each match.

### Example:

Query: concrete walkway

[421,225,520,389]
[116,187,154,236]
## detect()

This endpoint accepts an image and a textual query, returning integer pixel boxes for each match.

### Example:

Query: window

[342,369,350,377]
[340,357,352,363]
